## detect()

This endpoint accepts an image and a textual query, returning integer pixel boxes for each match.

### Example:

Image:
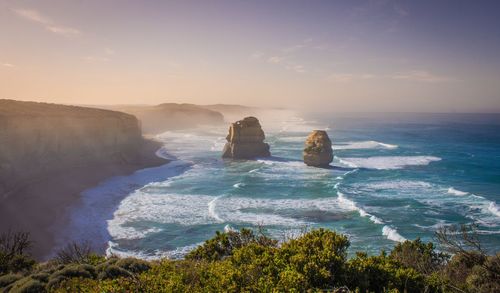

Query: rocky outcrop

[222,117,270,159]
[0,99,153,197]
[303,130,333,167]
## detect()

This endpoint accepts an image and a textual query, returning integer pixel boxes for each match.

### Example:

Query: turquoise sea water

[65,111,500,258]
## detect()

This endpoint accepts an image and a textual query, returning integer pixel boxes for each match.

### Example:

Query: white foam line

[106,240,203,260]
[51,159,191,257]
[488,202,500,217]
[224,224,236,233]
[338,192,406,242]
[333,140,398,150]
[447,187,468,196]
[233,182,245,188]
[337,192,383,225]
[382,226,407,242]
[208,195,225,222]
[336,156,441,170]
[447,189,500,219]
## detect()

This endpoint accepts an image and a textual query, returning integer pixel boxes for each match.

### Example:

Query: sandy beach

[0,139,168,260]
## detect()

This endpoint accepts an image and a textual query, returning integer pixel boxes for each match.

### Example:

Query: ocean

[60,111,500,259]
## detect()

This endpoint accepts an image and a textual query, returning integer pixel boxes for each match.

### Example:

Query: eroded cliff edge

[0,99,167,258]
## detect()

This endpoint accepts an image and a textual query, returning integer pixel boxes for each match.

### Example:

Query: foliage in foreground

[0,226,498,292]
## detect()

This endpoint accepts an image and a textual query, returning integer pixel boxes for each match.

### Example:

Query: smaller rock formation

[222,117,271,159]
[303,130,333,167]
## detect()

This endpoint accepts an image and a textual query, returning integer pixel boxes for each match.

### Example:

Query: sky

[1,0,500,112]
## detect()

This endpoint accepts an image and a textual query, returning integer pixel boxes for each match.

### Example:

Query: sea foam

[208,196,224,222]
[337,192,383,225]
[488,202,500,217]
[447,187,469,196]
[53,159,191,257]
[382,226,407,242]
[333,140,398,150]
[336,156,441,170]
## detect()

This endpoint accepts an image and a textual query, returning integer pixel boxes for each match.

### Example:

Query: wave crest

[336,156,441,170]
[488,202,500,217]
[447,187,468,196]
[382,226,406,242]
[333,140,398,150]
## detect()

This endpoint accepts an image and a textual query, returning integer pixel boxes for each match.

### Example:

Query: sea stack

[222,116,271,159]
[303,130,333,167]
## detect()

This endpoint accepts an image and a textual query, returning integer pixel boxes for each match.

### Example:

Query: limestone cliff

[222,117,271,159]
[102,103,224,134]
[303,130,333,167]
[0,99,149,197]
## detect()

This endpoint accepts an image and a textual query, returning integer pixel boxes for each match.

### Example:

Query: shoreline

[51,143,191,261]
[0,138,169,260]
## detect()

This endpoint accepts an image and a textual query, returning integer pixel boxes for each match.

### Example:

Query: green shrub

[9,277,46,293]
[97,265,132,280]
[0,273,22,287]
[276,228,350,289]
[390,238,448,274]
[115,257,151,274]
[30,272,49,282]
[465,252,500,293]
[0,231,34,275]
[54,242,104,265]
[186,228,277,261]
[47,263,97,289]
[50,264,96,280]
[0,226,497,292]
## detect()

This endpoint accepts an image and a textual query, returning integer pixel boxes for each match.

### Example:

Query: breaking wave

[382,226,406,242]
[233,182,245,188]
[337,193,386,231]
[447,187,469,196]
[333,140,398,150]
[208,196,224,222]
[488,202,500,217]
[336,156,441,170]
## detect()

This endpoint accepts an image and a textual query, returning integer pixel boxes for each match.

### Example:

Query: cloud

[326,70,454,84]
[267,56,305,73]
[250,51,263,60]
[46,26,80,36]
[286,64,305,73]
[105,48,116,55]
[257,39,317,73]
[394,5,409,17]
[82,56,110,62]
[13,9,50,23]
[2,63,15,68]
[390,70,454,83]
[13,8,81,37]
[281,38,313,53]
[326,73,375,83]
[267,56,284,64]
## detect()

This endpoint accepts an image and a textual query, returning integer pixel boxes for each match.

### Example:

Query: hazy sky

[1,0,500,112]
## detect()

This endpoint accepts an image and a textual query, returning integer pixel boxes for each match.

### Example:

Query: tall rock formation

[303,130,333,167]
[222,117,271,159]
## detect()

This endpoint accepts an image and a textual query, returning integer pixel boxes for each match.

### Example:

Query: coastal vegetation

[0,225,498,292]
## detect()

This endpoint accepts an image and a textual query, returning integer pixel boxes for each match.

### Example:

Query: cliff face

[222,117,271,159]
[303,130,333,167]
[103,103,224,134]
[0,100,145,197]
